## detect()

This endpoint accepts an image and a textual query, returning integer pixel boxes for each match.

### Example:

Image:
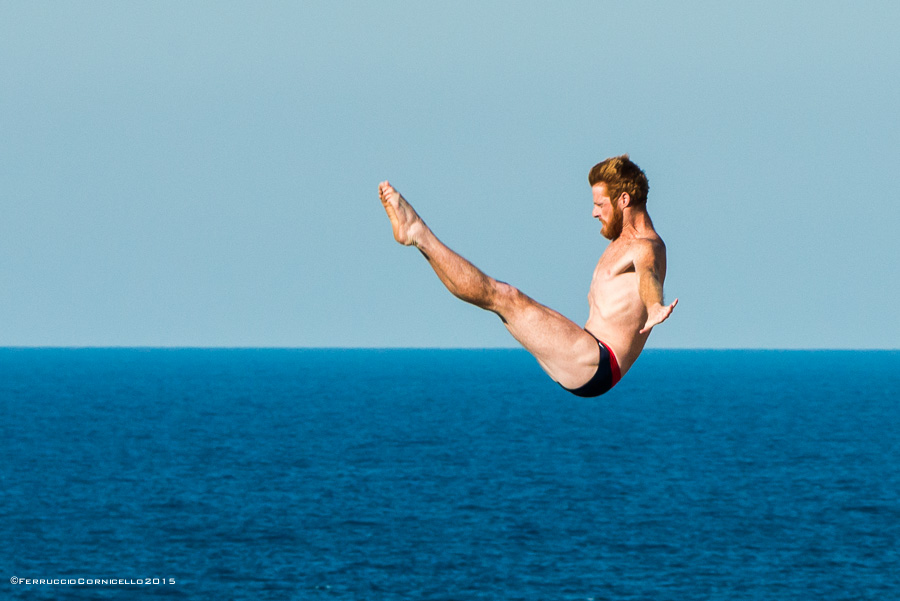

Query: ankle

[409,221,429,250]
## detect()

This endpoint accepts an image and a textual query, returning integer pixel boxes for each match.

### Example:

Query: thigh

[494,284,601,389]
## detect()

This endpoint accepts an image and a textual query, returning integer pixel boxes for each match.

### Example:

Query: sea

[1,348,898,600]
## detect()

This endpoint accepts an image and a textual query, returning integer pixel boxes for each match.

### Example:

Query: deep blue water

[1,349,899,600]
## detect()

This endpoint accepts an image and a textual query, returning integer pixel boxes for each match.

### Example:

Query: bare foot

[378,181,426,246]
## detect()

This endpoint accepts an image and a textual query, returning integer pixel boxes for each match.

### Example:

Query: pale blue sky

[1,1,898,348]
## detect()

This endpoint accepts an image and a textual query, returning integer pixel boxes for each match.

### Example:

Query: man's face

[592,182,623,240]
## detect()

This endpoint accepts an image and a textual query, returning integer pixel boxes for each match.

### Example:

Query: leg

[378,181,600,389]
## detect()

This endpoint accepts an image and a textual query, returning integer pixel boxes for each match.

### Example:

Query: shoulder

[629,235,665,258]
[628,235,666,268]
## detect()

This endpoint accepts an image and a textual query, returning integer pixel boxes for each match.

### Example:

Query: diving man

[379,155,677,396]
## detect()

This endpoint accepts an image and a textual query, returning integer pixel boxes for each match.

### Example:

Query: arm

[633,241,678,334]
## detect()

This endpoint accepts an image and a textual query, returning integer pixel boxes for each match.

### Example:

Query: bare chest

[591,243,634,285]
[588,244,640,310]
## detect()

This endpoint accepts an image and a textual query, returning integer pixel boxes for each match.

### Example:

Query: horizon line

[1,346,897,352]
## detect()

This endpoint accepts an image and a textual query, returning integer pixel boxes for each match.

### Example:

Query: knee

[488,280,525,316]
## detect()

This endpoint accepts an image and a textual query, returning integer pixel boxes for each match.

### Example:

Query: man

[378,154,677,397]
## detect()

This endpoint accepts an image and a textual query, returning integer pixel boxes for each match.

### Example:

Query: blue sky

[2,2,898,349]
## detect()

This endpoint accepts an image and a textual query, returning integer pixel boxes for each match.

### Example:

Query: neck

[620,207,654,237]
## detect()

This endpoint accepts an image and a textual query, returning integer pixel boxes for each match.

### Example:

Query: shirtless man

[378,154,677,397]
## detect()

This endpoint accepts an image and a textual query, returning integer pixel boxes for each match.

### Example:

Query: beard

[601,204,624,240]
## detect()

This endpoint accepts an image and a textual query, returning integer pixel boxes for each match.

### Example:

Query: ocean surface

[1,349,898,600]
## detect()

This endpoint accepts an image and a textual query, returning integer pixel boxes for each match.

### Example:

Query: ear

[618,192,631,209]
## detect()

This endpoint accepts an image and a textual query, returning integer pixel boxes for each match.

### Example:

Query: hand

[639,298,678,334]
